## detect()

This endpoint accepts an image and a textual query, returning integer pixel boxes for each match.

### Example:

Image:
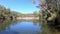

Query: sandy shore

[16,17,39,20]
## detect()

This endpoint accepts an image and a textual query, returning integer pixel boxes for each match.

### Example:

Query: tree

[31,0,60,31]
[0,5,21,20]
[33,11,39,17]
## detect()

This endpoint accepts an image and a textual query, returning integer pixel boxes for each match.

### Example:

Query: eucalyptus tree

[30,0,60,34]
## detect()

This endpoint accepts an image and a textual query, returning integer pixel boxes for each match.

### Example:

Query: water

[0,20,60,34]
[0,20,41,34]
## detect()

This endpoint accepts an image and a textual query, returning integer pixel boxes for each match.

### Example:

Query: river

[0,20,60,34]
[0,20,42,34]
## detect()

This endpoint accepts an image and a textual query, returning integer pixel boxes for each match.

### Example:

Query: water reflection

[40,22,60,34]
[0,20,19,32]
[0,20,41,34]
[0,20,60,34]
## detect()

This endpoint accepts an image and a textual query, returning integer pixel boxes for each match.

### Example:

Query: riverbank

[16,17,39,20]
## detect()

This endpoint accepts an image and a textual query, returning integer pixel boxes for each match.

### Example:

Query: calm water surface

[0,20,59,34]
[0,20,41,34]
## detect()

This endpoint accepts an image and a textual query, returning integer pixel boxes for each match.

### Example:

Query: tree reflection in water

[0,20,60,34]
[40,21,60,34]
[0,20,17,31]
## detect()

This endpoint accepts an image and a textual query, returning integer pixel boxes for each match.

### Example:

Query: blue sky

[0,0,40,14]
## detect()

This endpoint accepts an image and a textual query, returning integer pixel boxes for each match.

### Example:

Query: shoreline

[16,17,39,20]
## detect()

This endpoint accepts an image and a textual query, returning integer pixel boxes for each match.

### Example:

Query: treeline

[15,11,39,17]
[39,0,60,31]
[0,5,20,20]
[0,5,39,20]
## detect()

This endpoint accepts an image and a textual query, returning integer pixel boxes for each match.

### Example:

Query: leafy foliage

[0,5,20,20]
